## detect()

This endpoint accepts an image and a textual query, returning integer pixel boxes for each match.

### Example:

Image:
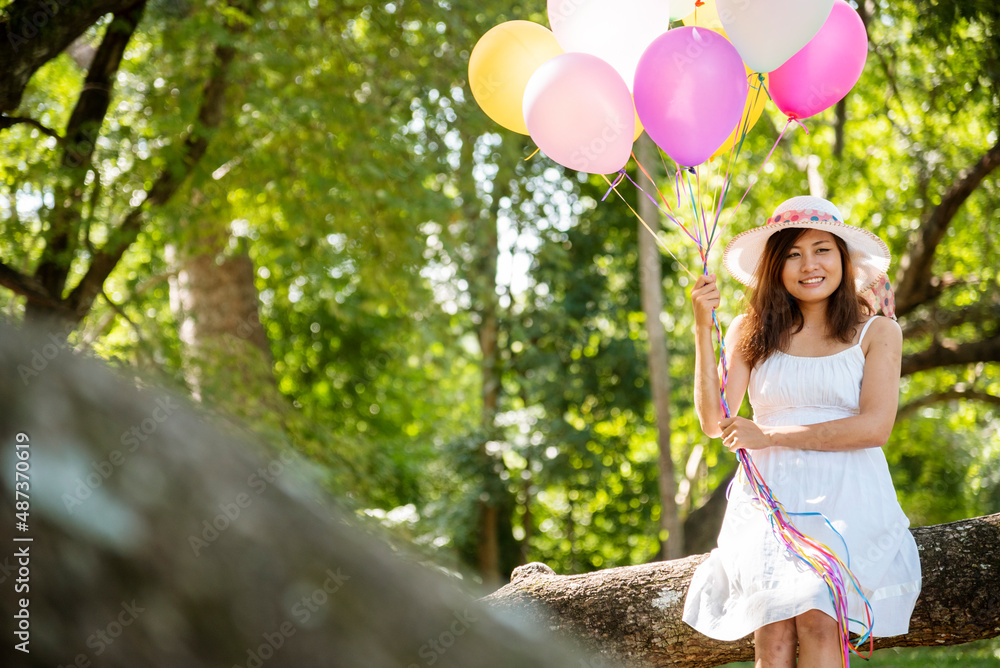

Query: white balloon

[716,0,834,72]
[547,0,672,90]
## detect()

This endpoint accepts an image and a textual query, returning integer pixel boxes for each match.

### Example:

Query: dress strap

[857,315,880,345]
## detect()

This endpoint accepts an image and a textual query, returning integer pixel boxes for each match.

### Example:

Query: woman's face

[780,229,843,303]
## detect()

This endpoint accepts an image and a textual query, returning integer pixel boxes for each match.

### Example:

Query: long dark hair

[740,227,873,368]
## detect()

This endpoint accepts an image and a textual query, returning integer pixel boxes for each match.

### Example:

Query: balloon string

[728,115,806,220]
[709,73,766,247]
[601,170,626,201]
[524,147,540,161]
[678,168,710,268]
[632,150,677,216]
[599,173,696,280]
[624,158,702,246]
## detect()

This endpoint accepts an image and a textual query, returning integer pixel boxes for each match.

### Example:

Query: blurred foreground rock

[0,323,609,668]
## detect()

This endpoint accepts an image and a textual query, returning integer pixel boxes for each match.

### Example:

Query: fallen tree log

[484,515,1000,667]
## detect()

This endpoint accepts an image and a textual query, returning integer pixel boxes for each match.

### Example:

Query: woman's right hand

[691,273,720,328]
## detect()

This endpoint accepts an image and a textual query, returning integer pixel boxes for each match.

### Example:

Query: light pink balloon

[523,53,635,174]
[633,27,748,167]
[769,0,868,120]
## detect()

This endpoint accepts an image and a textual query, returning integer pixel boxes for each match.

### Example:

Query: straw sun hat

[723,196,891,293]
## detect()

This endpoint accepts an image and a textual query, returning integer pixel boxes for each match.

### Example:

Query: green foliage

[3,0,999,600]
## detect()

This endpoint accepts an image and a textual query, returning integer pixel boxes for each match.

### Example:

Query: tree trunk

[474,159,504,587]
[681,471,731,557]
[635,135,682,560]
[168,213,286,436]
[483,512,1000,667]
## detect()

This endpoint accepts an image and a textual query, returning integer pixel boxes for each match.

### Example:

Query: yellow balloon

[711,70,769,160]
[468,21,563,135]
[682,0,725,31]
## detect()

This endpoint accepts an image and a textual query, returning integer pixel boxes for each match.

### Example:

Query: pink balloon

[523,53,635,174]
[633,27,748,167]
[769,0,868,120]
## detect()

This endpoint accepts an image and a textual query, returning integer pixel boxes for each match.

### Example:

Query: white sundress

[682,316,922,640]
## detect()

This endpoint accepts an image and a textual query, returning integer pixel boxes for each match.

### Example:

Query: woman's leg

[795,609,841,668]
[754,618,797,668]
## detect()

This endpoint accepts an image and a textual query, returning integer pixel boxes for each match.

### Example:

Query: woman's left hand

[719,417,773,453]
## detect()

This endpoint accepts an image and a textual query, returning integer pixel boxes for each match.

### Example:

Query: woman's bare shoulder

[728,313,749,332]
[862,315,902,350]
[724,313,751,365]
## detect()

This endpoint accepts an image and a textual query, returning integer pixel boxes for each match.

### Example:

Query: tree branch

[901,335,1000,376]
[0,258,72,313]
[65,38,238,320]
[0,0,142,112]
[27,1,147,320]
[0,114,61,139]
[894,138,1000,316]
[897,389,1000,422]
[899,296,1000,340]
[484,513,1000,667]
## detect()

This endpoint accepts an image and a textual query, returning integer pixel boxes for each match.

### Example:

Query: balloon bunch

[469,0,868,176]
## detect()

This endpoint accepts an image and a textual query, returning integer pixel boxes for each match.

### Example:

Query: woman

[682,196,921,667]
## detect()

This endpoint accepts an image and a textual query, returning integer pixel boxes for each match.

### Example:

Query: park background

[1,0,998,665]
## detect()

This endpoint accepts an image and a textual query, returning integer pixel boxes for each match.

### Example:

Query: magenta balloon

[523,52,635,174]
[633,27,748,167]
[769,0,868,120]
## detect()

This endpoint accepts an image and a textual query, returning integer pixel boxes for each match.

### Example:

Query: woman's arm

[692,274,750,438]
[720,317,902,452]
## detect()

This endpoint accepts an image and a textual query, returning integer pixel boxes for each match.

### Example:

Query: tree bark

[167,211,286,436]
[635,135,682,561]
[681,471,731,557]
[483,513,1000,668]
